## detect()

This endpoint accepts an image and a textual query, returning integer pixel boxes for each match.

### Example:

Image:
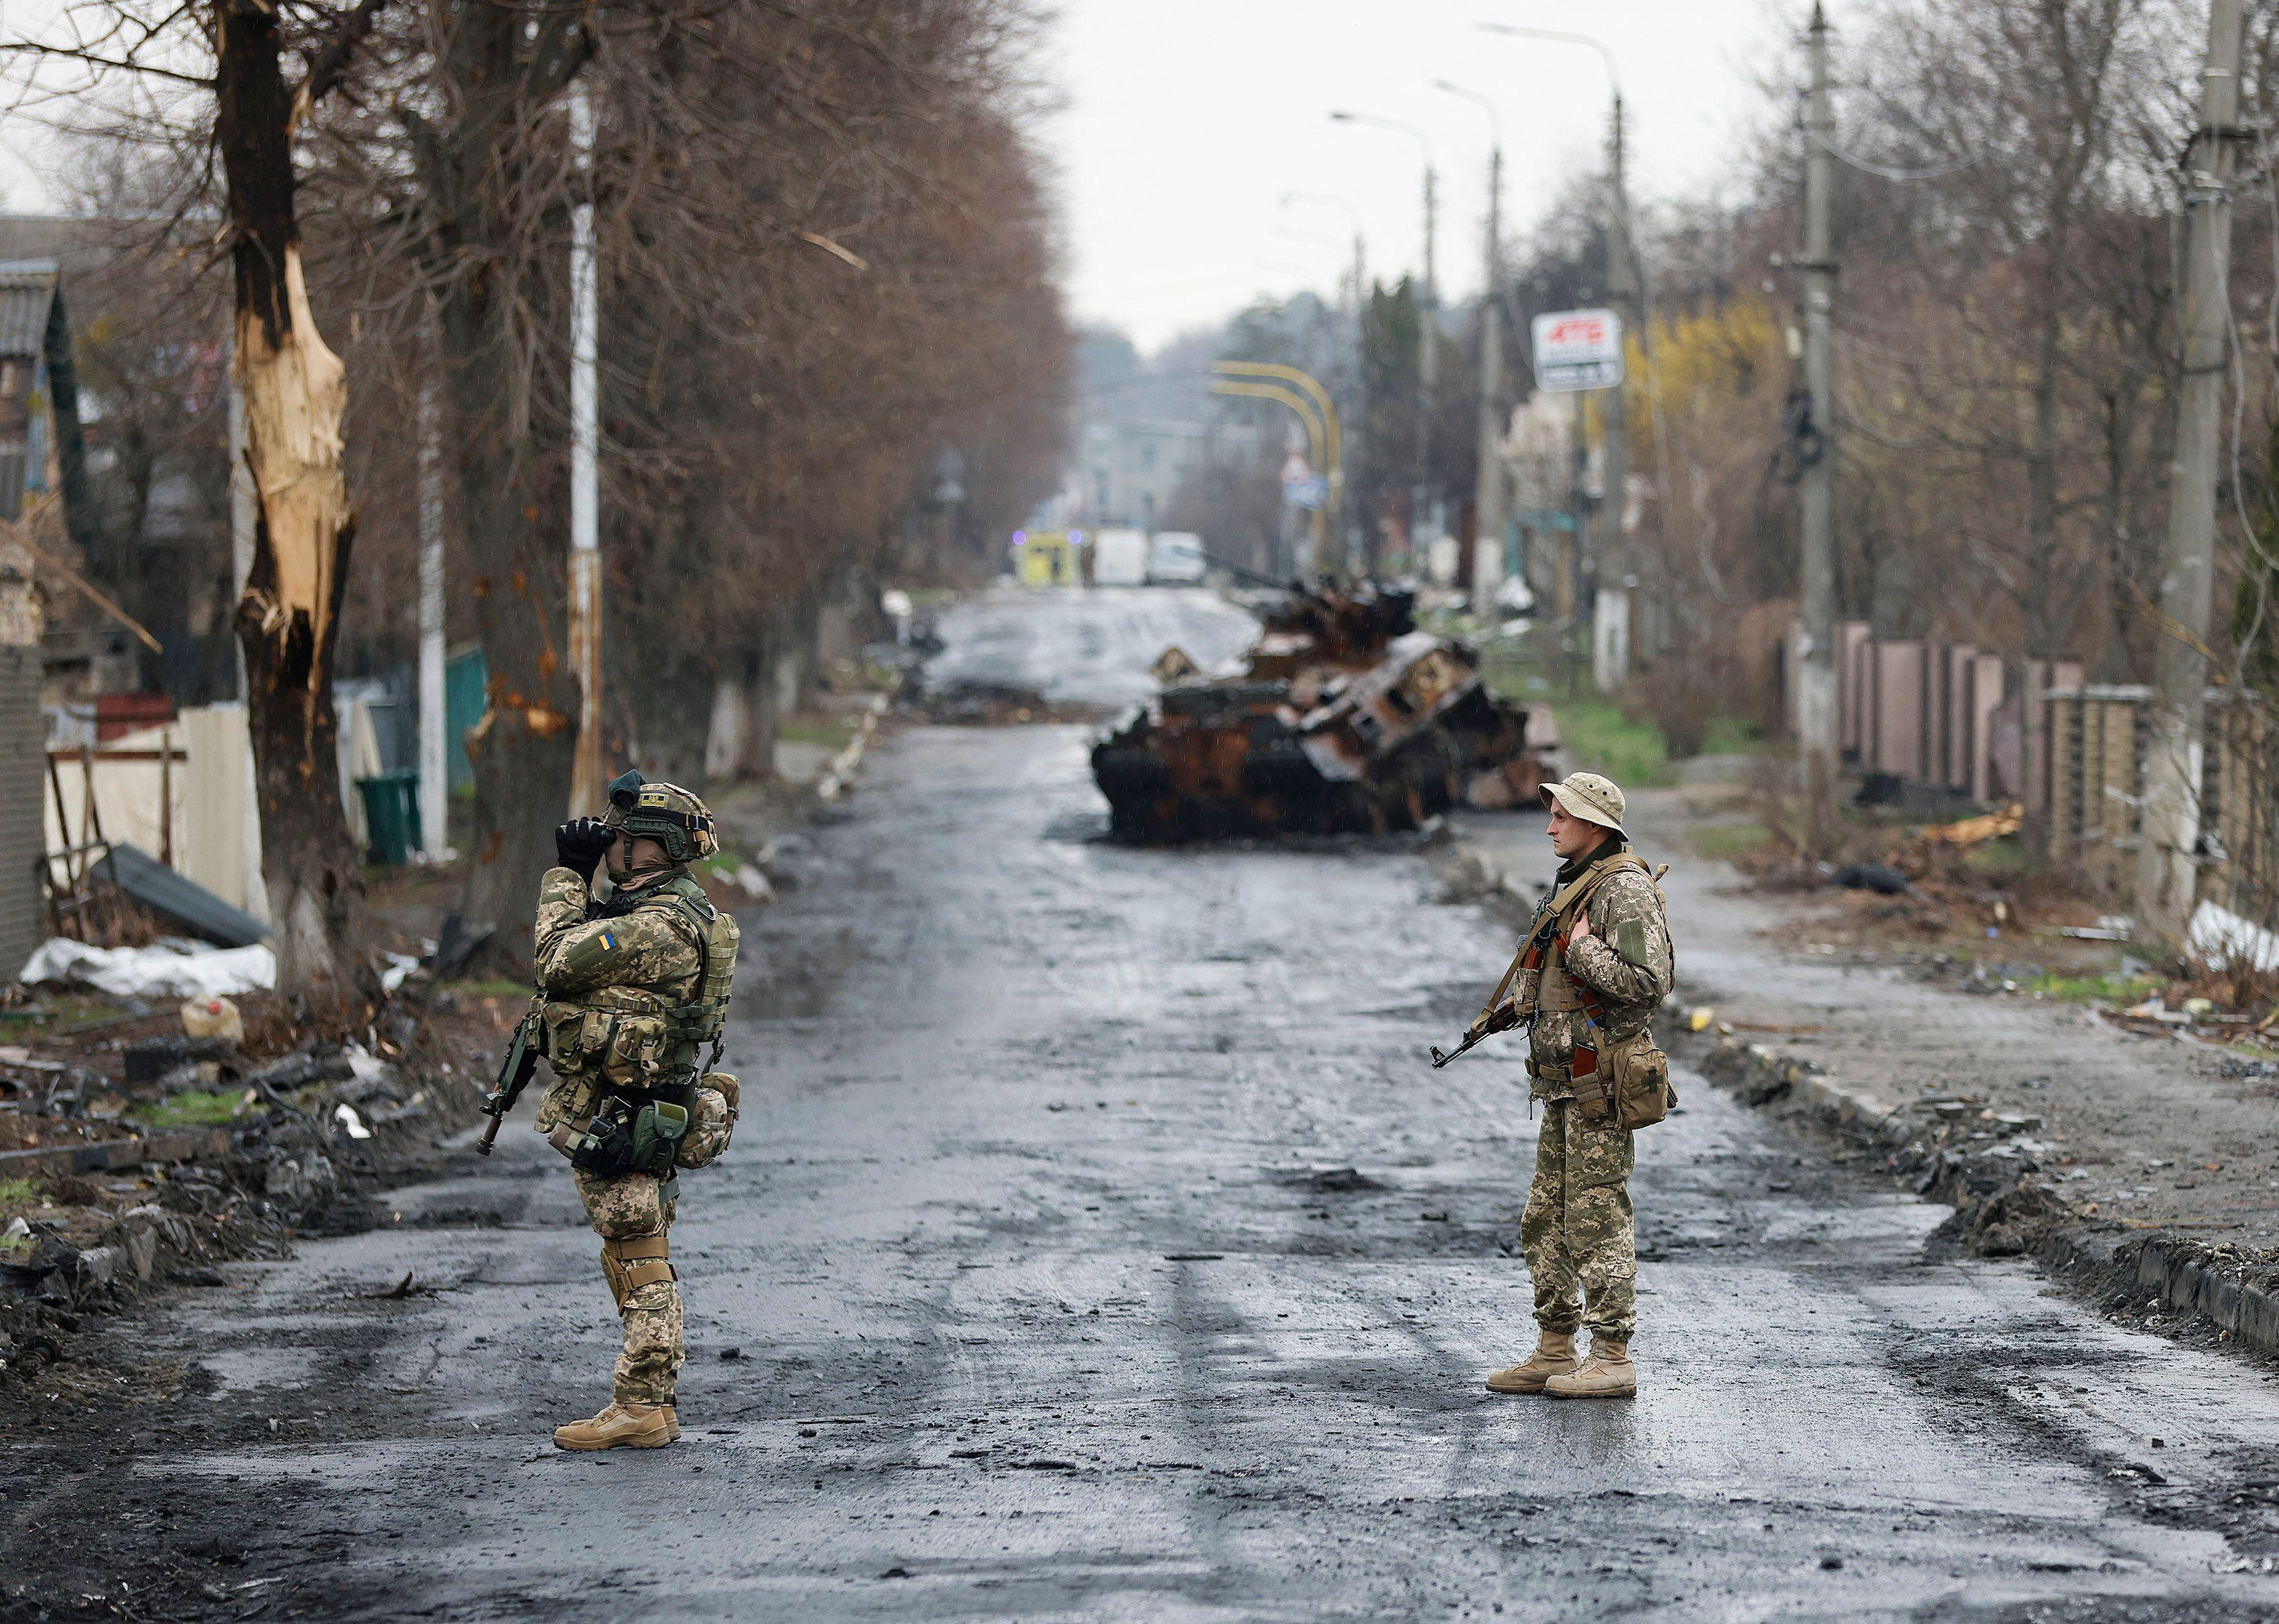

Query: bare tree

[5,0,387,1005]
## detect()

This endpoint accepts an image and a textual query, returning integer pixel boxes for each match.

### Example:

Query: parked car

[1147,531,1207,585]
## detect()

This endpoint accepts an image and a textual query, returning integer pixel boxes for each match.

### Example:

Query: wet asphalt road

[67,591,2279,1620]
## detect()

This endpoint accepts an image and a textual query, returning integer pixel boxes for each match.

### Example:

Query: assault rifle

[1429,1005,1533,1069]
[475,1004,541,1156]
[1429,903,1562,1069]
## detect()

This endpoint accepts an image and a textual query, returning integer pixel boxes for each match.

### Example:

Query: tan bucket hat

[1539,771,1625,832]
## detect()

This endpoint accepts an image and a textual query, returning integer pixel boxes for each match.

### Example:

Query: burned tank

[1091,581,1554,839]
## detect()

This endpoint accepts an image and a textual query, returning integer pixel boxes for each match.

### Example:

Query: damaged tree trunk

[214,0,382,1009]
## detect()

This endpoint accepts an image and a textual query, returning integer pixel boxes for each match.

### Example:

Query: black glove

[555,818,615,880]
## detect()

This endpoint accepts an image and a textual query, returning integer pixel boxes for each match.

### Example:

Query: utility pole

[1469,25,1631,644]
[2137,0,2245,943]
[1475,144,1504,617]
[1796,3,1840,813]
[1600,94,1632,648]
[1282,194,1368,577]
[1438,81,1505,618]
[1419,157,1438,555]
[417,367,448,860]
[566,76,604,817]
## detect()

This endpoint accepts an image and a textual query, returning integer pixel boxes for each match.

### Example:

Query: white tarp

[19,938,276,998]
[2189,901,2279,974]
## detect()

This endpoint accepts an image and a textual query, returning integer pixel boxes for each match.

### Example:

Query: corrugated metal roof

[0,261,56,361]
[95,842,272,947]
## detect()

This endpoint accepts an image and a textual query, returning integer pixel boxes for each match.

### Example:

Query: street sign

[1530,308,1624,393]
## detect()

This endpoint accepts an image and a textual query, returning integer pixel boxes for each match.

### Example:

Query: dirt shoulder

[1444,783,2279,1353]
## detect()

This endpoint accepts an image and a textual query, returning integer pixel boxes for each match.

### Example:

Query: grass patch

[1692,819,1773,864]
[0,1175,44,1222]
[2028,970,2160,1005]
[1547,696,1675,788]
[444,978,531,1001]
[0,996,127,1028]
[132,1089,246,1129]
[776,714,857,749]
[1962,841,2030,876]
[1700,715,1765,756]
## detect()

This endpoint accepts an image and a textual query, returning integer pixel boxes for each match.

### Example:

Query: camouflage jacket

[531,866,707,1128]
[1523,849,1674,1101]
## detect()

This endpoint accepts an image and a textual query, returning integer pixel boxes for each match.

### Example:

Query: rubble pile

[1691,1036,2077,1261]
[0,978,511,1381]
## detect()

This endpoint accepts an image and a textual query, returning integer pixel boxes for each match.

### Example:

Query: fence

[2046,685,2279,921]
[41,703,266,918]
[1789,620,2082,813]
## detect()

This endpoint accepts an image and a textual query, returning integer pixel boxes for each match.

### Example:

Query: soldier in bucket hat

[1474,771,1674,1399]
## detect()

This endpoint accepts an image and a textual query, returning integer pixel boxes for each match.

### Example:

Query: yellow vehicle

[1013,529,1078,587]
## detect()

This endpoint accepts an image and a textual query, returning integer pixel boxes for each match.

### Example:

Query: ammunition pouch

[675,1073,739,1170]
[599,1234,674,1309]
[1571,1027,1675,1131]
[546,1090,691,1178]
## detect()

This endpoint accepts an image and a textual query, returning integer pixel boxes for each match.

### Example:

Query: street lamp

[1435,79,1507,617]
[1281,193,1369,576]
[1330,109,1441,563]
[1282,190,1367,314]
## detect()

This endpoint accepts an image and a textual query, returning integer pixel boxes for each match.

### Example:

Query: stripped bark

[215,0,381,1008]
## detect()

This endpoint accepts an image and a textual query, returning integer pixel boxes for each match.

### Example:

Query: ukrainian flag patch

[597,931,619,952]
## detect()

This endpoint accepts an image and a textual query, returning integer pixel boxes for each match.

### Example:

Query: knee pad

[599,1234,674,1310]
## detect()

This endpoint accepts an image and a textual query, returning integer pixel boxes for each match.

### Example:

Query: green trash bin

[357,771,423,866]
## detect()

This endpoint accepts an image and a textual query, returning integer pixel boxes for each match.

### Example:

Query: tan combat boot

[1484,1330,1579,1394]
[553,1401,679,1450]
[1543,1338,1636,1400]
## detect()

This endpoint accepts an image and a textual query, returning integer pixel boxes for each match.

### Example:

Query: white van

[1092,528,1149,586]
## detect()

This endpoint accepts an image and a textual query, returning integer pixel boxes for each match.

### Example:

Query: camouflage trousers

[1520,1099,1637,1341]
[573,1165,683,1407]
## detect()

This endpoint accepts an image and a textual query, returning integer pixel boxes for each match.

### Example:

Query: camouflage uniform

[1519,842,1673,1343]
[531,866,706,1408]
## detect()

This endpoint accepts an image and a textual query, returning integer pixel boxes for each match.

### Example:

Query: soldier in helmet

[1474,771,1673,1401]
[535,770,742,1450]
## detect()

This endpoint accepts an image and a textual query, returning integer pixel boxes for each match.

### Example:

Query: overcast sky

[0,0,1818,357]
[1042,0,1814,352]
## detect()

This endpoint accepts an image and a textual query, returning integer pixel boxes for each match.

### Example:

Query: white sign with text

[1531,309,1625,392]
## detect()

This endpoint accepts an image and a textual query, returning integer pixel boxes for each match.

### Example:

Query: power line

[1809,131,1983,183]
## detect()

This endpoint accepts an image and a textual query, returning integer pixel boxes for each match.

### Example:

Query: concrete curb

[817,694,890,802]
[1666,1014,2279,1361]
[1439,827,2279,1361]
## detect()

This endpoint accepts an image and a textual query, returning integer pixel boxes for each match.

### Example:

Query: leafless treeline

[5,0,1070,989]
[1615,0,2279,739]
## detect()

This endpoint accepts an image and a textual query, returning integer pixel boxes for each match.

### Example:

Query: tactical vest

[1519,850,1662,1025]
[542,874,740,1092]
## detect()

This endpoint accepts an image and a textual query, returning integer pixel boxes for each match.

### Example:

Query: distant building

[1076,418,1208,531]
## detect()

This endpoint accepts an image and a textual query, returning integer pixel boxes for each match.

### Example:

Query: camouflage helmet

[602,769,718,864]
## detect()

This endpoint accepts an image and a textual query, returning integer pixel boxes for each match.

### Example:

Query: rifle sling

[1471,855,1644,1025]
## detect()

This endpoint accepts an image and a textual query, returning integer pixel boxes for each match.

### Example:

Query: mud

[6,593,2279,1622]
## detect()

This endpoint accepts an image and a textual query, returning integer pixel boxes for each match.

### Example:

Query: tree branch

[296,0,388,122]
[522,10,594,109]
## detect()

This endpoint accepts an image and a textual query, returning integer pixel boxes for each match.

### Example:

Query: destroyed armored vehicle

[1091,582,1555,838]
